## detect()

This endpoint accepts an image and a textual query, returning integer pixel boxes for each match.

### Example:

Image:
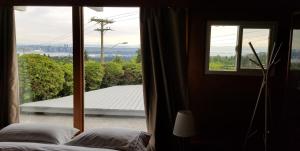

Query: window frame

[289,29,300,71]
[14,5,142,132]
[205,21,277,75]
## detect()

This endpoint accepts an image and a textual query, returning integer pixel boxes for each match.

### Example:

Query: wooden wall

[187,7,293,151]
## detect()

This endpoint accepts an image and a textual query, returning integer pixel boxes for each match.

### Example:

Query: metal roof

[21,85,145,117]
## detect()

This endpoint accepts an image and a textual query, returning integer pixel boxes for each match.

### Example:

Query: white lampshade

[173,110,196,137]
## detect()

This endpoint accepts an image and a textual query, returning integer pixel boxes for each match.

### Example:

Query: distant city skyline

[15,7,140,47]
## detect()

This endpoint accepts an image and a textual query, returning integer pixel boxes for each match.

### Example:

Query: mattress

[0,142,118,151]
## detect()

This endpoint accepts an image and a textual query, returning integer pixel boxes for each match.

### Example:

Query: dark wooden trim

[73,6,84,132]
[12,0,142,6]
[12,0,76,6]
[10,0,300,9]
[185,9,189,55]
[11,0,182,7]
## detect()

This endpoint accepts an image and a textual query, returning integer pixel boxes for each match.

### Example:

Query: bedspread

[0,142,118,151]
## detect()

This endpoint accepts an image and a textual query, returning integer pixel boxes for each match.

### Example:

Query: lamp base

[179,137,190,151]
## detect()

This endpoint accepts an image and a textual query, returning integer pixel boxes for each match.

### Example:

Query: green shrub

[58,63,73,96]
[18,54,65,103]
[101,62,124,88]
[112,55,124,64]
[85,61,105,91]
[121,62,142,85]
[135,48,142,63]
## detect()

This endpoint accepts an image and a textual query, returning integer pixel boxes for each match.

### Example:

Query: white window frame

[205,21,277,75]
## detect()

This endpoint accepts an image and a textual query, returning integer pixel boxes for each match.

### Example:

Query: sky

[15,7,140,47]
[210,25,271,56]
[292,30,300,50]
[14,7,300,50]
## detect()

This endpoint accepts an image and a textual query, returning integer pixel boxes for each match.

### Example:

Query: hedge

[18,54,142,103]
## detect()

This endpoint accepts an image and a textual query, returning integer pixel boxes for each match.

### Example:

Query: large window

[15,6,74,127]
[15,6,146,131]
[83,7,145,130]
[206,21,275,74]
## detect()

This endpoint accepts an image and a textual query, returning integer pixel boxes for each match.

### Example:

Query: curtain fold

[140,8,188,151]
[0,6,19,129]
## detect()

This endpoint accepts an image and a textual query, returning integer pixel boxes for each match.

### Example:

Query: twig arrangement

[243,42,282,151]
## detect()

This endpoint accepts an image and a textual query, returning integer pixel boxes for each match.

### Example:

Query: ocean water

[17,46,139,58]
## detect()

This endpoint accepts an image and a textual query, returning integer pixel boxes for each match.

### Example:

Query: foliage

[58,63,73,96]
[241,52,267,69]
[291,62,300,70]
[18,54,64,103]
[18,54,143,103]
[85,61,105,91]
[135,48,142,63]
[101,62,124,88]
[129,49,142,64]
[52,56,73,64]
[121,62,143,85]
[209,52,268,71]
[209,62,228,71]
[112,55,124,64]
[84,50,89,61]
[209,55,236,71]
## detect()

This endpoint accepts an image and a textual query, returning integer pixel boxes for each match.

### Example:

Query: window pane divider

[236,25,243,72]
[73,6,84,132]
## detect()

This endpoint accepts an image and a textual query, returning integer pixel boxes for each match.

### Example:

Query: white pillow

[65,128,151,151]
[0,123,79,144]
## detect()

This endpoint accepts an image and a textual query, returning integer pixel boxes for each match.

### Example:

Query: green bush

[101,62,124,88]
[85,61,105,91]
[121,62,142,85]
[58,63,73,96]
[209,55,236,71]
[112,55,124,64]
[135,48,142,63]
[18,54,65,103]
[18,53,143,103]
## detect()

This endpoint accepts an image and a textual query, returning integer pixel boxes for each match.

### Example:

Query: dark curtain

[0,6,19,128]
[140,8,188,151]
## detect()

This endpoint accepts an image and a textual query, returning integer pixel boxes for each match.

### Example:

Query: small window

[206,21,275,74]
[290,29,300,70]
[208,25,238,71]
[241,28,270,69]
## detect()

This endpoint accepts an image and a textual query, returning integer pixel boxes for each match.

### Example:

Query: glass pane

[15,7,73,127]
[291,30,300,70]
[83,7,146,131]
[241,28,270,69]
[209,25,238,71]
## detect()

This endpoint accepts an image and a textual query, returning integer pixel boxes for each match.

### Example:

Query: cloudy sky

[15,7,140,47]
[292,30,300,50]
[210,25,271,56]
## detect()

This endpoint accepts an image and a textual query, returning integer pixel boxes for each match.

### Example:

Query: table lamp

[173,110,196,151]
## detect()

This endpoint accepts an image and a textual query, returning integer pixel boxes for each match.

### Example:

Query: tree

[85,61,105,91]
[209,55,236,71]
[101,62,124,88]
[135,48,142,63]
[84,50,89,61]
[241,52,267,68]
[18,54,65,103]
[112,55,124,63]
[58,63,73,96]
[121,62,142,85]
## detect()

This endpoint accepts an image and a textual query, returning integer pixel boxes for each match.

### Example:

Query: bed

[0,123,150,151]
[0,142,117,151]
